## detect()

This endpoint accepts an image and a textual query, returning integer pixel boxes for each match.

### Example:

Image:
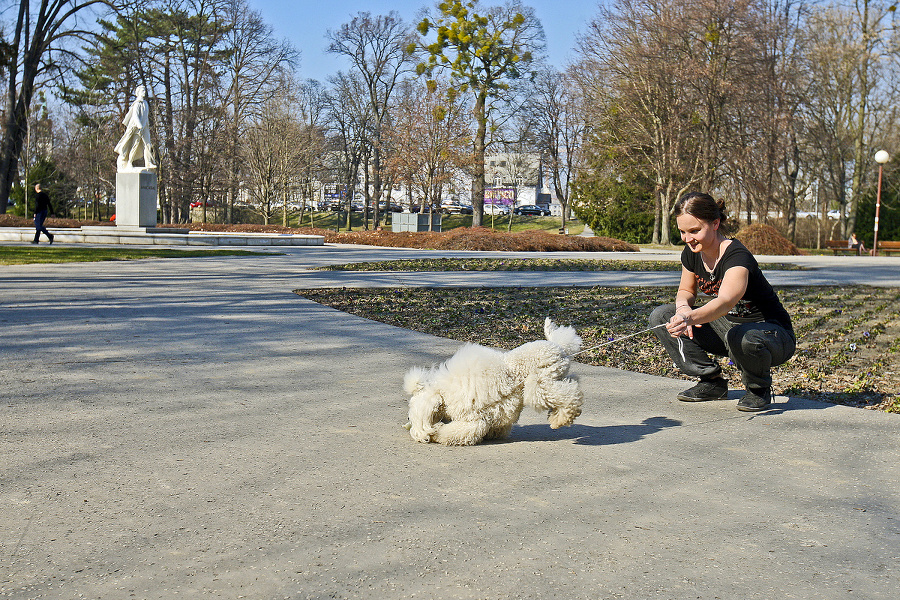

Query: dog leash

[572,322,686,362]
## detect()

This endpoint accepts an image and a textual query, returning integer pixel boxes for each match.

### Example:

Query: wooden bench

[826,240,860,255]
[876,240,900,255]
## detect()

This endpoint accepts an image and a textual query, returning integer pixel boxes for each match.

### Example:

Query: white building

[316,151,562,213]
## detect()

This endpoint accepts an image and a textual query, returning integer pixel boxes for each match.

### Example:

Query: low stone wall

[0,226,324,246]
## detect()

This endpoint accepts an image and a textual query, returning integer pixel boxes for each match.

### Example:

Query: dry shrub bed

[4,217,635,251]
[165,224,638,252]
[0,214,111,228]
[734,223,804,255]
[317,257,802,272]
[295,285,900,413]
[0,215,805,255]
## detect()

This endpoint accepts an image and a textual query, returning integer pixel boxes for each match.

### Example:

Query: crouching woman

[649,192,795,412]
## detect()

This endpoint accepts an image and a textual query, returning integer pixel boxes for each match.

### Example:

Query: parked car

[514,204,551,216]
[379,201,403,213]
[459,204,474,215]
[441,200,464,214]
[485,203,510,216]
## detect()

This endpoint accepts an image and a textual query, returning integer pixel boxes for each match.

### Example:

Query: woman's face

[676,213,720,254]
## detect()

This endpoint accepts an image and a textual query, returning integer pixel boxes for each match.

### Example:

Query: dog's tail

[544,317,582,356]
[403,366,427,395]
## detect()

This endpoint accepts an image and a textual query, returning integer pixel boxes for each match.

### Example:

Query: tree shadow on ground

[511,416,682,446]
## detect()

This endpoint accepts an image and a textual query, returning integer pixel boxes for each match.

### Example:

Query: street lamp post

[873,150,890,256]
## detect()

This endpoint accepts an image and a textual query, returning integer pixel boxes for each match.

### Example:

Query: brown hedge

[734,223,804,256]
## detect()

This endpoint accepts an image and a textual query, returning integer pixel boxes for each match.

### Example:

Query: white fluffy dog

[404,318,584,446]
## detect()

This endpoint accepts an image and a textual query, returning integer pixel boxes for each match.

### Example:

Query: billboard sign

[484,187,516,205]
[323,184,347,199]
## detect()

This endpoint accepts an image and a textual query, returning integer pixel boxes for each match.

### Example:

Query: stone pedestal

[116,171,158,228]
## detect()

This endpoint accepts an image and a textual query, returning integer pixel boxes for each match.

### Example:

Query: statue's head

[134,85,146,99]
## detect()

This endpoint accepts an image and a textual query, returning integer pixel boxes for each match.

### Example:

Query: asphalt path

[1,244,898,599]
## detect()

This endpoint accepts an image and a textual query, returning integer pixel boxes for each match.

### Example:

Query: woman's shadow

[512,415,682,446]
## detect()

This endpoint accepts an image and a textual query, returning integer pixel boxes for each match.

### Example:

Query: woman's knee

[729,325,793,365]
[650,304,675,327]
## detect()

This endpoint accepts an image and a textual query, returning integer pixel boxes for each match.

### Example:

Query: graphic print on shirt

[696,273,721,296]
[694,273,757,319]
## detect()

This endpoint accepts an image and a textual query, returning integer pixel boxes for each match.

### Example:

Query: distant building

[485,152,541,206]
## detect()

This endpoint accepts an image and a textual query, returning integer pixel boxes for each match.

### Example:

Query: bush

[570,162,656,244]
[734,223,804,255]
[164,223,639,252]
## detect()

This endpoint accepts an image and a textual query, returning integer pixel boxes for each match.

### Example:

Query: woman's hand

[666,310,697,339]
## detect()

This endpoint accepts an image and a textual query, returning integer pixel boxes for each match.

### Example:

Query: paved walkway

[1,244,898,599]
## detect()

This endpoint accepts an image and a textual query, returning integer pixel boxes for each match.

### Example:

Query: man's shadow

[512,416,682,446]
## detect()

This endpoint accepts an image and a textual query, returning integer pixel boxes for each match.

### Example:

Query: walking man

[32,183,55,244]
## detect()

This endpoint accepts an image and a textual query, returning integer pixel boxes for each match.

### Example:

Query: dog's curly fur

[404,318,584,446]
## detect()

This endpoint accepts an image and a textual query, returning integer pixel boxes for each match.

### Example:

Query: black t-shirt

[681,239,792,331]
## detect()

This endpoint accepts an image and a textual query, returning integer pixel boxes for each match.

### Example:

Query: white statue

[115,85,156,172]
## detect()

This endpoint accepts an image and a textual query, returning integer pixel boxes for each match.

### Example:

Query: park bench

[876,240,900,255]
[826,240,860,255]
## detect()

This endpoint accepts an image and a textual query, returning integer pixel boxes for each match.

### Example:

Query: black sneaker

[737,388,772,412]
[49,234,54,245]
[676,378,728,402]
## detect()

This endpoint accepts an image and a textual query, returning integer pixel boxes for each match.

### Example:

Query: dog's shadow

[510,416,682,446]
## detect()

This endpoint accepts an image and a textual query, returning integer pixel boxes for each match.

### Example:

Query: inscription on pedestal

[116,171,158,228]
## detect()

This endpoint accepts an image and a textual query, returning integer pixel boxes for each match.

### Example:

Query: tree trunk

[471,90,487,227]
[0,1,39,212]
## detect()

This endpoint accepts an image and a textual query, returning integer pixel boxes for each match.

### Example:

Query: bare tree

[327,11,415,229]
[325,71,371,230]
[719,0,809,238]
[294,78,328,227]
[385,78,472,226]
[240,87,305,225]
[530,67,587,229]
[800,1,896,238]
[220,0,297,223]
[577,0,771,244]
[0,0,109,212]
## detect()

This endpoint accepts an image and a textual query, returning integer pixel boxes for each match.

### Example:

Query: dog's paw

[409,423,441,444]
[409,429,432,443]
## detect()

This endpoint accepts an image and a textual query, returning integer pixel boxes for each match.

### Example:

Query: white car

[484,203,510,215]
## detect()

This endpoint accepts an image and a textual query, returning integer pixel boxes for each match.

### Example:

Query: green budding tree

[412,0,543,226]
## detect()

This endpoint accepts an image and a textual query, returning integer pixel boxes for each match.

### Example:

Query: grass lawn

[0,246,269,265]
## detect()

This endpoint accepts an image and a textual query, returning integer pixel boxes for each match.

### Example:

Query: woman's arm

[674,268,698,317]
[667,266,749,338]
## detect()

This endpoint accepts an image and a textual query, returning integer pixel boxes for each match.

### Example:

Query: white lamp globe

[875,150,890,164]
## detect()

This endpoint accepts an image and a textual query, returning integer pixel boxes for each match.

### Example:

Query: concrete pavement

[1,245,899,599]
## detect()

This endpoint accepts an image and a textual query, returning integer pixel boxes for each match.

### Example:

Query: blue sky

[248,0,598,83]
